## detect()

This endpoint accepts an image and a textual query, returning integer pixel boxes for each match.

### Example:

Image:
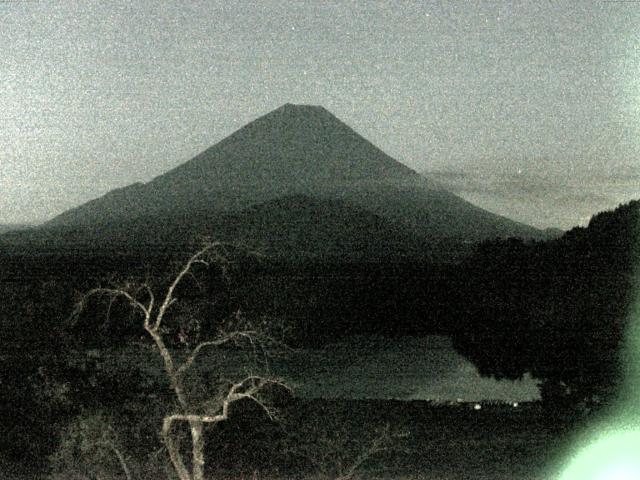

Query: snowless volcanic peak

[45,103,544,244]
[48,103,420,225]
[155,102,418,189]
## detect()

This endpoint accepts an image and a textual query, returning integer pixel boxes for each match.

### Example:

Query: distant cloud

[424,166,640,230]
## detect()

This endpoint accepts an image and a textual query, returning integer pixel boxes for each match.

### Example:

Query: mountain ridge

[0,224,31,235]
[33,104,547,255]
[2,194,433,260]
[49,103,419,227]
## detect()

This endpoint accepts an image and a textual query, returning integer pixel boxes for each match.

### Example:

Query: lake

[107,335,541,402]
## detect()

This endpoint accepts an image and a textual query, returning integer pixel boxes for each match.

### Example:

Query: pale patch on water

[108,335,541,402]
[278,335,540,402]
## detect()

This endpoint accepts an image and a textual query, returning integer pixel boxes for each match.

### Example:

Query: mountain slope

[43,103,545,248]
[0,224,30,235]
[226,194,432,260]
[49,104,416,225]
[2,195,432,260]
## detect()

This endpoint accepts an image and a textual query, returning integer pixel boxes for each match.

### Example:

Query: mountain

[0,224,31,235]
[222,194,432,260]
[12,104,547,256]
[49,104,416,226]
[2,195,432,260]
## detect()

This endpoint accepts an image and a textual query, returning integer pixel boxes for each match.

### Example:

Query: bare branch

[165,375,289,428]
[285,421,407,480]
[176,330,259,376]
[337,424,393,480]
[161,377,258,478]
[154,242,224,331]
[71,241,289,480]
[226,375,290,421]
[79,287,152,326]
[102,294,117,331]
[135,283,155,316]
[105,438,135,480]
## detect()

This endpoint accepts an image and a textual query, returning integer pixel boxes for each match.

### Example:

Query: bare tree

[50,410,135,480]
[74,242,288,480]
[285,419,408,480]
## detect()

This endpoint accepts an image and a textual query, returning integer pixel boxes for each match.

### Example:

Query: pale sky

[1,0,639,228]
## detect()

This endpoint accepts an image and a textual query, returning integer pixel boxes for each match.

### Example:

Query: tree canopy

[451,200,640,410]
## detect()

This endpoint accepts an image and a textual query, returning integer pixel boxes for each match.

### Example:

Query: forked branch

[154,242,225,331]
[73,242,287,480]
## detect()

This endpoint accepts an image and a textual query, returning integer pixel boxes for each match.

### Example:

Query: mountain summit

[50,103,418,226]
[150,103,422,208]
[44,104,544,249]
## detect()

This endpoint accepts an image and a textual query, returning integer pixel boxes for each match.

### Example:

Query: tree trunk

[163,417,192,480]
[191,420,205,480]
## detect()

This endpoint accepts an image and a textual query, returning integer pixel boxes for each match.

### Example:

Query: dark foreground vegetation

[3,393,576,480]
[0,200,638,478]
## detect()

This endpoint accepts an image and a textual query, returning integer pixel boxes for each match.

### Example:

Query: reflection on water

[108,335,541,402]
[278,335,541,402]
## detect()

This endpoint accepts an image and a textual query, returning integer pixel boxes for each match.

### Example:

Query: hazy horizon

[2,1,639,227]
